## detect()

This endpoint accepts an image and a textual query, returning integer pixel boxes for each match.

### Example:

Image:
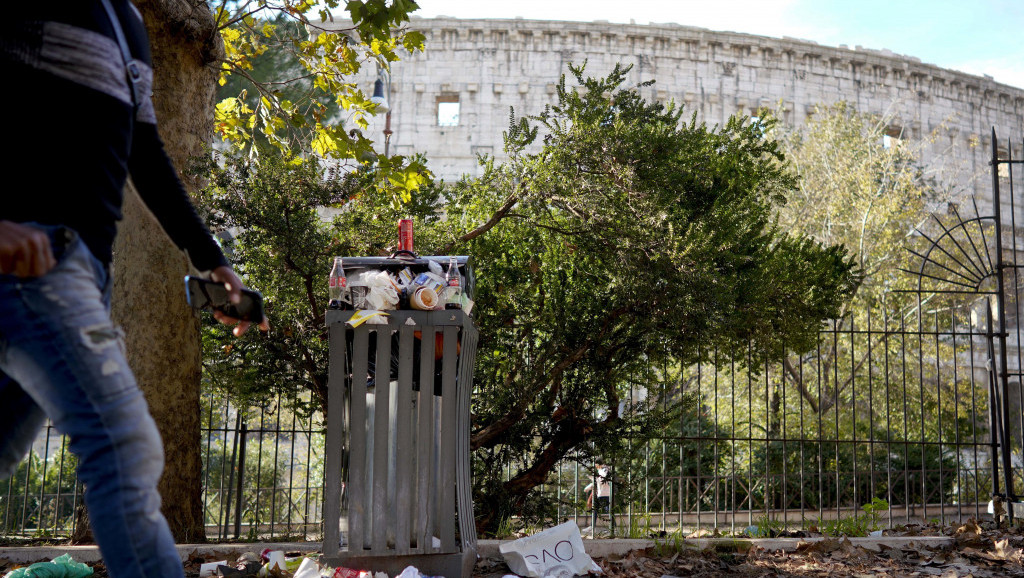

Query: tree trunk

[72,0,221,544]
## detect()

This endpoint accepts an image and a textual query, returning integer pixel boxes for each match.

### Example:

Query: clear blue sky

[412,0,1024,89]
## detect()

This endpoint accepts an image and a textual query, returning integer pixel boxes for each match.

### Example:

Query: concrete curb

[0,536,955,566]
[688,536,954,553]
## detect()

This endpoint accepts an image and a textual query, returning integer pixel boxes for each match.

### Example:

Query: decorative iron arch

[902,198,1000,295]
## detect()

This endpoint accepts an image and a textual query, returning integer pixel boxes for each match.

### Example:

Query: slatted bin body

[323,309,478,578]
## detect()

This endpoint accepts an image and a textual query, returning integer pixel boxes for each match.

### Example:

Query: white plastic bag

[499,521,602,577]
[396,566,422,578]
[356,270,400,310]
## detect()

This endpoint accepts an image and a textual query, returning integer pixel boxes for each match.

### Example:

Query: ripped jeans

[0,225,183,578]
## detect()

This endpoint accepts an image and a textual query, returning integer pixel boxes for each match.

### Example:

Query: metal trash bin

[322,307,478,578]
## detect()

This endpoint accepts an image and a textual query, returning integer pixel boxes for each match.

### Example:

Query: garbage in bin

[333,254,474,393]
[327,254,475,315]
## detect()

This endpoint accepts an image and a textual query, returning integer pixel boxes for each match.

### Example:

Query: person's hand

[0,221,56,278]
[209,265,270,336]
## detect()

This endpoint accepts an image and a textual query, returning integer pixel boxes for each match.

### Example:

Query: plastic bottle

[444,256,462,310]
[329,256,350,309]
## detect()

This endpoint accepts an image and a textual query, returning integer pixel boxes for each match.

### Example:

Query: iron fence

[540,306,1012,536]
[0,391,326,541]
[0,423,79,538]
[200,391,325,541]
[2,305,1012,539]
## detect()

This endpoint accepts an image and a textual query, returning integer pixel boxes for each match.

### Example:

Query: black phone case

[185,277,265,323]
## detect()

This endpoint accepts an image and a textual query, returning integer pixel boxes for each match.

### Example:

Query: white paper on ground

[266,550,286,571]
[291,557,320,578]
[198,561,227,577]
[499,520,602,577]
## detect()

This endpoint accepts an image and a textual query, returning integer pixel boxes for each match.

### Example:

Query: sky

[411,0,1024,90]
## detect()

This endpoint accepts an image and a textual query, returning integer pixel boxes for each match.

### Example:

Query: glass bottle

[328,256,350,309]
[444,256,462,310]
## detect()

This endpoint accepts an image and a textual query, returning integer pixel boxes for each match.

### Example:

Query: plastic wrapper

[329,567,372,578]
[412,272,446,298]
[346,310,390,327]
[395,566,443,578]
[426,259,444,277]
[3,554,93,578]
[397,267,415,289]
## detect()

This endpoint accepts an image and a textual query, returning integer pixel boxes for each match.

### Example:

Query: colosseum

[329,16,1024,216]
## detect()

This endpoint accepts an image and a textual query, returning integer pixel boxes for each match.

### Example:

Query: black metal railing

[0,306,1016,539]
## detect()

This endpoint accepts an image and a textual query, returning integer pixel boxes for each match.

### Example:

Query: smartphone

[184,276,265,323]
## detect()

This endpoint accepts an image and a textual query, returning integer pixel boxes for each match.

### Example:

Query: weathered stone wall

[332,17,1024,216]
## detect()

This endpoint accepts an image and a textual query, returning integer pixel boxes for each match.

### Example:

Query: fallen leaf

[954,519,988,549]
[797,538,843,555]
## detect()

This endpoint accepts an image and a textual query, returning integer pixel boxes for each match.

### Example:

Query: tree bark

[79,0,221,543]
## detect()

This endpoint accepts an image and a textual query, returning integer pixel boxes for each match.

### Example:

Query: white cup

[350,286,369,309]
[266,550,286,571]
[410,286,438,310]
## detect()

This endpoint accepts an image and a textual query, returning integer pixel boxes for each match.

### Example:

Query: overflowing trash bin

[321,254,478,578]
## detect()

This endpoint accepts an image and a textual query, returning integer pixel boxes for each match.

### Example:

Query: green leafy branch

[211,0,429,202]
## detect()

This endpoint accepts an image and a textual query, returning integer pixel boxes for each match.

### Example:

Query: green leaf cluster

[441,63,858,530]
[211,0,427,202]
[773,101,952,312]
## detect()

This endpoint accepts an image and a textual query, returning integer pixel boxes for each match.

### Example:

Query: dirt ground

[595,521,1024,578]
[4,520,1024,577]
[475,520,1024,578]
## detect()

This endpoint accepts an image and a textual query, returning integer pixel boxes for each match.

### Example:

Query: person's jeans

[0,224,183,578]
[592,496,609,530]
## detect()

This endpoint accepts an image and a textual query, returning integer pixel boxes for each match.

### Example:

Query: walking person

[0,2,266,576]
[584,464,611,534]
